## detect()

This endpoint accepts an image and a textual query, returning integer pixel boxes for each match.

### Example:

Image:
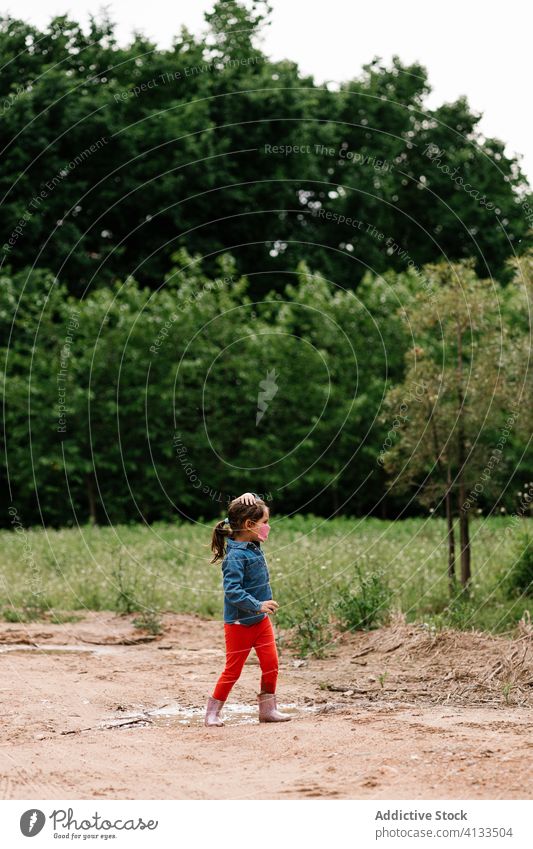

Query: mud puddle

[0,643,116,655]
[103,701,317,729]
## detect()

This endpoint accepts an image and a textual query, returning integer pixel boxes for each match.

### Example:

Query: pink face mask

[257,522,271,542]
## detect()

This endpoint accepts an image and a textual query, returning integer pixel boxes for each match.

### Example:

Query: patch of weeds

[112,557,142,614]
[3,605,84,624]
[502,531,533,598]
[291,609,332,659]
[49,612,84,624]
[445,592,477,629]
[378,672,389,689]
[281,582,333,659]
[75,586,104,611]
[501,682,514,705]
[425,588,479,631]
[335,566,391,631]
[196,600,218,618]
[3,594,52,622]
[132,609,163,636]
[2,608,27,623]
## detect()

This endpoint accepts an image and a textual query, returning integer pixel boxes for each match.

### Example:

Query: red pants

[212,615,279,701]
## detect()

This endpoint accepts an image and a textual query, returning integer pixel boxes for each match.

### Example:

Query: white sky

[9,0,533,181]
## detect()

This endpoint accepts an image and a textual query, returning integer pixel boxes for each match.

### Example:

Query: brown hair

[210,497,268,563]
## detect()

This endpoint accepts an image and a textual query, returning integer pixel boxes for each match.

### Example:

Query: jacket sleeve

[222,550,262,612]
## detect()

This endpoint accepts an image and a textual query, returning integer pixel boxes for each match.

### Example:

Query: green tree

[0,6,530,295]
[381,261,521,588]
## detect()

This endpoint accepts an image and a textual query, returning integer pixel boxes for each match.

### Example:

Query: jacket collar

[227,538,261,550]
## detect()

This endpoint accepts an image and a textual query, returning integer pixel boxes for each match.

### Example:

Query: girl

[204,493,291,726]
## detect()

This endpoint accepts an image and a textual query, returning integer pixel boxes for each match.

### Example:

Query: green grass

[0,516,531,640]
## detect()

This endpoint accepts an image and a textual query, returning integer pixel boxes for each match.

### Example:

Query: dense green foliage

[1,1,532,535]
[3,253,530,528]
[0,2,530,295]
[0,254,409,524]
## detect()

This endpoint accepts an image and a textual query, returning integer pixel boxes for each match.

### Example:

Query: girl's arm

[222,550,262,612]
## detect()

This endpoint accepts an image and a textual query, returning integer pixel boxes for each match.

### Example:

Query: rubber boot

[257,692,292,722]
[204,696,225,727]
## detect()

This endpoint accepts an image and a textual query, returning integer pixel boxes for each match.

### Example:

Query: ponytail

[211,519,233,563]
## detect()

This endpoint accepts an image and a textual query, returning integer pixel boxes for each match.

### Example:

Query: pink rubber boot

[204,696,225,727]
[257,692,292,722]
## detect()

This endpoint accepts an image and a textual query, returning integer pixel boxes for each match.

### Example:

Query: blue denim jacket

[222,538,272,626]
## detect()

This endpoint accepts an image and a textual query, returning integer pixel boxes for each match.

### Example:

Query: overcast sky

[7,0,533,180]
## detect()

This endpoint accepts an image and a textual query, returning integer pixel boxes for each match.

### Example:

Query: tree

[0,7,530,295]
[1,252,531,528]
[380,261,522,589]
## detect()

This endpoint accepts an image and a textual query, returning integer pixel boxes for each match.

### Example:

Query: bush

[279,580,333,658]
[290,607,332,658]
[429,588,479,631]
[133,609,163,635]
[335,567,391,631]
[503,531,533,598]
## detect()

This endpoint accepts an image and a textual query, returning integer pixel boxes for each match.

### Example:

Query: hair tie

[224,517,230,526]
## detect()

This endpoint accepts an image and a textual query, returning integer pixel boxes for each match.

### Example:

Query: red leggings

[212,615,279,701]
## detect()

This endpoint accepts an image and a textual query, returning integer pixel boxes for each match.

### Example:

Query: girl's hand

[260,600,279,614]
[236,492,256,505]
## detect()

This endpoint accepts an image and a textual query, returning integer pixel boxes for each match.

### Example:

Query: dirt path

[1,612,532,800]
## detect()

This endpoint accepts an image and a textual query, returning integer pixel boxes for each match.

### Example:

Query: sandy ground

[1,611,532,800]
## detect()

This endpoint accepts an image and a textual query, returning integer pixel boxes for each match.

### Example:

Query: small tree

[381,260,522,590]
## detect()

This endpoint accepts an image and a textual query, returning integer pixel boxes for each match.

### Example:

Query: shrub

[133,609,163,635]
[436,589,478,630]
[290,607,332,658]
[111,560,143,614]
[503,531,533,598]
[279,581,333,658]
[335,567,391,631]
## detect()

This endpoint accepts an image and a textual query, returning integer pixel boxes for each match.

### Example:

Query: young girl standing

[204,493,291,726]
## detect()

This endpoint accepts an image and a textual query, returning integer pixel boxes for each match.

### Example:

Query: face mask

[256,522,270,542]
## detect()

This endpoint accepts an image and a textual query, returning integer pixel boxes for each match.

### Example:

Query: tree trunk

[458,482,471,587]
[455,318,471,588]
[445,465,456,594]
[86,472,98,525]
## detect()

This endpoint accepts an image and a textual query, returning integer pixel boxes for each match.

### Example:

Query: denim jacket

[222,538,272,626]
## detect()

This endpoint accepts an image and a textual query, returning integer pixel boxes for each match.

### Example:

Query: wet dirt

[100,701,314,729]
[0,611,532,800]
[0,644,115,655]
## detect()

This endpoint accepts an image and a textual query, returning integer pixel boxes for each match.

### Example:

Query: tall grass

[0,517,531,640]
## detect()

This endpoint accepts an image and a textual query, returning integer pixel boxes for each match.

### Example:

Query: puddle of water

[103,702,317,729]
[0,643,114,655]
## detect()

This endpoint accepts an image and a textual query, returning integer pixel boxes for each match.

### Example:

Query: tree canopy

[1,2,532,529]
[0,2,530,294]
